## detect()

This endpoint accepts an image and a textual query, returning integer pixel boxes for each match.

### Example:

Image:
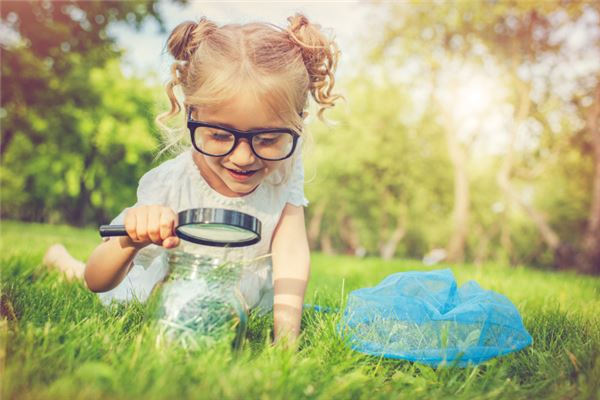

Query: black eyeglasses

[187,109,300,161]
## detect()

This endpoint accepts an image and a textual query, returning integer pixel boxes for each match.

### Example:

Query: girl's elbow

[83,262,105,293]
[83,268,99,292]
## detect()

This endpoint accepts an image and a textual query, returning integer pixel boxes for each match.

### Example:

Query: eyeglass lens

[194,127,294,160]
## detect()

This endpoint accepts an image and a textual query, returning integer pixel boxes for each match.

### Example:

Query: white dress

[97,148,308,312]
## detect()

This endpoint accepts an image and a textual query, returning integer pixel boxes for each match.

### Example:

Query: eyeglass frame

[187,109,301,161]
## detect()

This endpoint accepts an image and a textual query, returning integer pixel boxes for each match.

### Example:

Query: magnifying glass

[99,208,261,247]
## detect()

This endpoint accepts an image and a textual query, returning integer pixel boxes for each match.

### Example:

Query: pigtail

[156,18,217,129]
[286,14,342,120]
[167,18,217,62]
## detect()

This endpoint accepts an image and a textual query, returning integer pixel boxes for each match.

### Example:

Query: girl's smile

[191,94,288,197]
[226,167,258,181]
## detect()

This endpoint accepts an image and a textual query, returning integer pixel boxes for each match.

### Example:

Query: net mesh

[340,269,532,367]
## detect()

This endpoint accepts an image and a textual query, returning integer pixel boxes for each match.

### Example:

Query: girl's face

[191,94,289,197]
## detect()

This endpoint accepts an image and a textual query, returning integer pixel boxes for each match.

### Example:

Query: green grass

[1,220,599,399]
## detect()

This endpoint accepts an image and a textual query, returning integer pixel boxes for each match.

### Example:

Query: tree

[372,0,599,272]
[305,76,453,258]
[1,1,171,225]
[581,79,600,272]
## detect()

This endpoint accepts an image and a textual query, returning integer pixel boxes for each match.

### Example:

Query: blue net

[339,269,532,367]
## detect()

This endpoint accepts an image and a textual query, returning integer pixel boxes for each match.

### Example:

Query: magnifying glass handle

[99,225,128,237]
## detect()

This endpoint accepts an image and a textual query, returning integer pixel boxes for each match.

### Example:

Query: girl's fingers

[123,205,177,246]
[124,209,138,241]
[159,208,176,241]
[147,205,162,244]
[136,207,149,243]
[163,236,180,249]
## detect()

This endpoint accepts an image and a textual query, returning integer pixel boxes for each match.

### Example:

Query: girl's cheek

[260,163,278,179]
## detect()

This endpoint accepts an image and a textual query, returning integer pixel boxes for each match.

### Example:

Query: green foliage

[1,1,598,271]
[1,61,162,225]
[0,1,165,225]
[306,78,453,256]
[534,129,595,249]
[2,222,600,399]
[364,1,600,269]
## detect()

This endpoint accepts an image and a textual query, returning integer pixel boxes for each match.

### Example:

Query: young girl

[44,14,340,342]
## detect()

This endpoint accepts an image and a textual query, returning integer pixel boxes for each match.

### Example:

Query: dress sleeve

[135,165,173,206]
[286,149,309,207]
[104,164,173,268]
[106,165,171,225]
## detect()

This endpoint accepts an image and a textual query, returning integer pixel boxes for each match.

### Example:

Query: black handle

[99,225,128,237]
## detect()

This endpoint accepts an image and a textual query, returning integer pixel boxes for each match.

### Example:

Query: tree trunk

[379,213,407,261]
[581,81,600,273]
[320,233,335,255]
[497,79,569,268]
[444,113,470,264]
[502,181,562,249]
[72,176,90,227]
[473,222,500,267]
[496,80,529,265]
[499,206,513,264]
[0,127,14,156]
[69,148,96,226]
[339,215,361,256]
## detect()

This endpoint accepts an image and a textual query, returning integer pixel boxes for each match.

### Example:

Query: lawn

[1,220,599,399]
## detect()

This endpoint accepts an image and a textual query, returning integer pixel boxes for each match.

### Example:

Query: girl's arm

[271,203,311,345]
[84,236,141,292]
[84,205,179,292]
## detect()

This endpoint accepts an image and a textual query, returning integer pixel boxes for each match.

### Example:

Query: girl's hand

[123,205,180,249]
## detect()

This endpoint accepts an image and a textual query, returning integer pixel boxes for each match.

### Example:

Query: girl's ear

[301,111,309,119]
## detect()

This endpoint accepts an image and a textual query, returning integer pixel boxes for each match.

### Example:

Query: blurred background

[1,1,599,274]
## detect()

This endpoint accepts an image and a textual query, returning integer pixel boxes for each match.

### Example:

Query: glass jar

[154,250,248,350]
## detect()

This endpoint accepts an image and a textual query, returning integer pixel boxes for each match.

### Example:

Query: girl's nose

[229,139,256,166]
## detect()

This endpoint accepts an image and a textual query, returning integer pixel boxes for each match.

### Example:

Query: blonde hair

[156,14,342,156]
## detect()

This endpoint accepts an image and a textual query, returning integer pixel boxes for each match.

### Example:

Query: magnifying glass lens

[177,224,258,243]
